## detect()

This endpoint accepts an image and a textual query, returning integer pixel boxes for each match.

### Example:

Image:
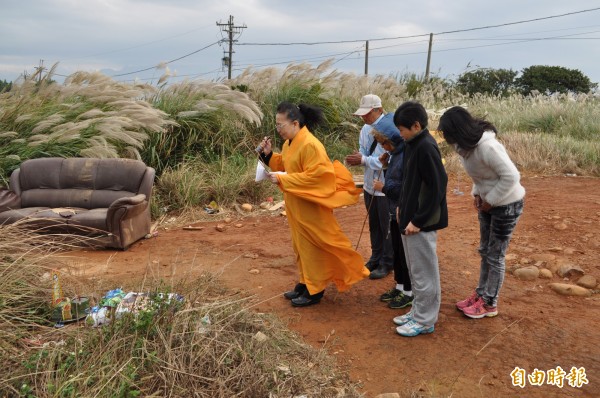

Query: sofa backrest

[14,158,154,209]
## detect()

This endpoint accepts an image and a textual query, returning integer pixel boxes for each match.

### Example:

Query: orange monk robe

[268,126,370,295]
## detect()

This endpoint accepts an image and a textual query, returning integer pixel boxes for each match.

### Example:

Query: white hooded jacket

[457,131,525,206]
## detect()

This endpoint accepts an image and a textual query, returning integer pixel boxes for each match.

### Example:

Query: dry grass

[0,223,361,397]
[0,66,175,177]
[153,155,279,214]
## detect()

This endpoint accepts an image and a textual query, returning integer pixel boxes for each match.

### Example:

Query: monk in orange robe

[258,102,370,307]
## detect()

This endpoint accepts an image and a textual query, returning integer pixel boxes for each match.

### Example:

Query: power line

[237,7,600,46]
[62,24,215,61]
[368,33,600,61]
[111,41,220,77]
[234,47,365,68]
[232,28,599,70]
[437,32,600,42]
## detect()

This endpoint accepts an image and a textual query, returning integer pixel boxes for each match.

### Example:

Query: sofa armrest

[9,168,22,197]
[107,194,148,224]
[109,194,146,208]
[106,194,151,249]
[0,188,20,212]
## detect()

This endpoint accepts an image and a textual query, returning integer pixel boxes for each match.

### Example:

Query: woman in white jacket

[439,106,525,319]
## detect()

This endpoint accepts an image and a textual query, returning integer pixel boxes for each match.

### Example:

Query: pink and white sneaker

[462,297,498,319]
[456,291,479,312]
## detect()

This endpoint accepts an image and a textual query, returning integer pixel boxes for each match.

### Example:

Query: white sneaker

[396,320,435,337]
[393,311,413,326]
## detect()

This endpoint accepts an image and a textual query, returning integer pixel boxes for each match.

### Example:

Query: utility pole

[216,15,247,79]
[425,33,433,82]
[34,59,46,83]
[364,40,369,75]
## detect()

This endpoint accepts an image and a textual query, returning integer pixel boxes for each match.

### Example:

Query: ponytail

[277,102,325,131]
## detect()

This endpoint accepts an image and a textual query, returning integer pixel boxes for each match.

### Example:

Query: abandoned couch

[0,157,155,250]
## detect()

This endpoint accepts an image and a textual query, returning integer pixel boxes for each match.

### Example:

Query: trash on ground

[85,289,184,327]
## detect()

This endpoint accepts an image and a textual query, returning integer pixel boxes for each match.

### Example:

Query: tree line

[456,65,597,97]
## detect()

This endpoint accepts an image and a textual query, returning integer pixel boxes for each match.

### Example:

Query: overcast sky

[1,1,599,86]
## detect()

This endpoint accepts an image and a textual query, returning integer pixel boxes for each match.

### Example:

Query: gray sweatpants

[401,231,441,326]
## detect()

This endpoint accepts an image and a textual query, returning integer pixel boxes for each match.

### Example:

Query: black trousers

[390,216,412,290]
[363,192,394,268]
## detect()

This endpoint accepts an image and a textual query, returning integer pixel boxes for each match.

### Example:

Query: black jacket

[399,129,448,232]
[382,142,405,214]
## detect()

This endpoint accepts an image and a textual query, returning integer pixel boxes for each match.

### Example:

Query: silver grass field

[0,60,599,397]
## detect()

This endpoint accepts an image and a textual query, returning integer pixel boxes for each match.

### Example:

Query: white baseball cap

[353,94,383,116]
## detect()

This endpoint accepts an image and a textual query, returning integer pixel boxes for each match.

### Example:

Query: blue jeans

[476,199,524,307]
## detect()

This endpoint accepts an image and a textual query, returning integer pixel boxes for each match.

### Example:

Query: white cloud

[1,0,599,84]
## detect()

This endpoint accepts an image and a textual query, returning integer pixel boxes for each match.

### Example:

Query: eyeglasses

[275,122,290,130]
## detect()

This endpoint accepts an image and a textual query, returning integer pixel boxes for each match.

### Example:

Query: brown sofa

[0,157,155,249]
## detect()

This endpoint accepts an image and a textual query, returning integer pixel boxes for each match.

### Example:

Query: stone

[548,247,563,252]
[280,211,287,217]
[374,394,401,398]
[234,223,243,228]
[531,253,556,263]
[269,200,286,211]
[215,224,226,232]
[241,203,253,212]
[553,223,567,230]
[224,217,232,223]
[539,269,553,279]
[507,264,520,274]
[249,268,260,274]
[259,202,271,209]
[243,253,258,259]
[557,264,585,278]
[514,266,540,281]
[576,275,597,289]
[252,331,268,343]
[548,283,592,297]
[547,263,560,274]
[505,253,519,262]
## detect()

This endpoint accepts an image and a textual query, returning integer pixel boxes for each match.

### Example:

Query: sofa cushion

[18,158,64,191]
[68,208,108,231]
[21,188,94,209]
[94,159,147,192]
[0,207,78,229]
[0,206,109,232]
[90,190,136,209]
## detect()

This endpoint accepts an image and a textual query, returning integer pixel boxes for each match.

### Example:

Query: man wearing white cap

[345,94,394,279]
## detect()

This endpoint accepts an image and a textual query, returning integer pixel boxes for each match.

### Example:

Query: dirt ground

[64,175,600,397]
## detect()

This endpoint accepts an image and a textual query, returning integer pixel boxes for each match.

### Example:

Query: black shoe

[283,283,307,300]
[380,288,403,302]
[365,260,378,271]
[291,291,323,307]
[388,294,413,309]
[369,265,391,279]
